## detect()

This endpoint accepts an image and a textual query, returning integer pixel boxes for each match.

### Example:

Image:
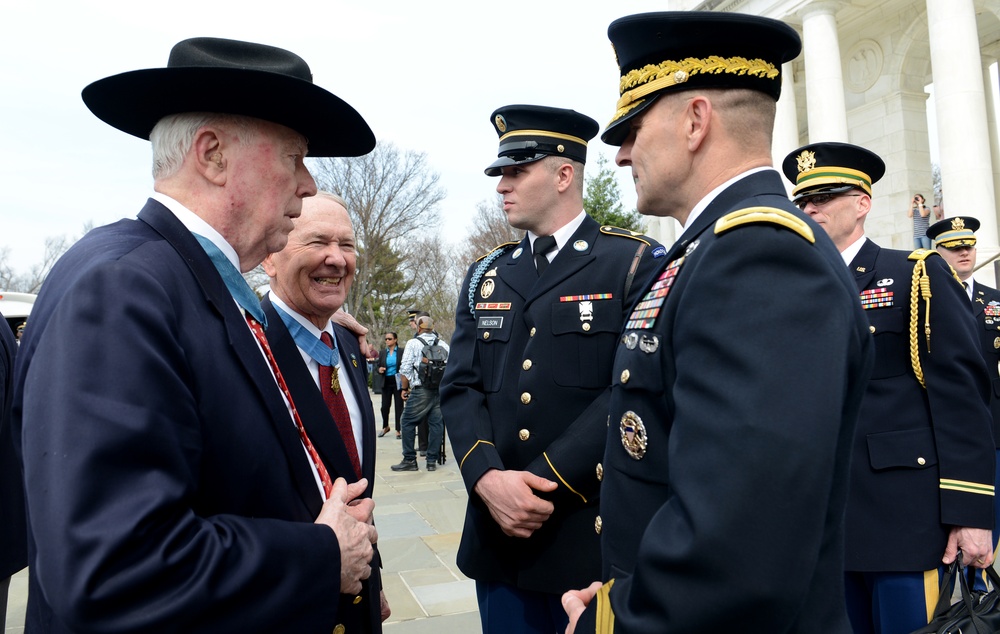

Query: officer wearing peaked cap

[440,104,661,634]
[563,13,873,633]
[782,143,995,633]
[928,214,1000,572]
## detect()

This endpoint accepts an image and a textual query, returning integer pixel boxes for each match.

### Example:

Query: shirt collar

[528,209,587,257]
[681,166,774,236]
[268,293,338,367]
[151,192,241,271]
[841,235,868,267]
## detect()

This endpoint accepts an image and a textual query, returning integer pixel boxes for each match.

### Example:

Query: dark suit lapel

[850,239,879,292]
[138,202,325,514]
[261,298,363,495]
[525,216,599,306]
[333,324,377,491]
[501,235,538,300]
[973,283,987,315]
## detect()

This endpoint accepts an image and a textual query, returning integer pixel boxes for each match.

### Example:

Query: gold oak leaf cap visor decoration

[602,11,802,146]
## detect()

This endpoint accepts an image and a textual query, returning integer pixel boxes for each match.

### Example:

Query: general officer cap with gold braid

[781,141,886,202]
[485,105,599,177]
[927,216,980,249]
[602,12,801,146]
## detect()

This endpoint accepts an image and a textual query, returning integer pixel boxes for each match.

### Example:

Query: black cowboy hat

[82,37,375,157]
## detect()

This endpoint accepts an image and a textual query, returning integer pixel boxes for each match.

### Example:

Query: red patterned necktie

[319,332,362,479]
[246,315,333,498]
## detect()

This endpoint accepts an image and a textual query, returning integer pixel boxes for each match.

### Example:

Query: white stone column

[801,2,849,142]
[772,61,801,195]
[982,58,1000,226]
[927,0,997,245]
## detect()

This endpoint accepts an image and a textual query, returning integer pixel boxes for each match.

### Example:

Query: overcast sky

[0,0,681,272]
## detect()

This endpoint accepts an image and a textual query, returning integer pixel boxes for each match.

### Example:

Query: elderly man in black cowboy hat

[12,38,381,633]
[562,12,874,633]
[781,142,994,633]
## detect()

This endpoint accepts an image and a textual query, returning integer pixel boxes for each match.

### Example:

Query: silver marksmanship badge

[480,278,495,299]
[639,333,659,353]
[684,239,700,256]
[579,301,594,322]
[574,240,589,251]
[512,247,523,259]
[620,411,647,460]
[623,332,639,349]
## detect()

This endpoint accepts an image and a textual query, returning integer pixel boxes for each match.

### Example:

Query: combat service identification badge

[480,278,495,299]
[620,411,647,460]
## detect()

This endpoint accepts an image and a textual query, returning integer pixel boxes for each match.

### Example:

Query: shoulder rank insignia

[714,207,815,243]
[475,241,519,263]
[600,225,652,246]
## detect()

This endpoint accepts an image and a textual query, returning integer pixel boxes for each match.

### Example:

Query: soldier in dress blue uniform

[781,143,996,633]
[562,13,874,633]
[927,215,1000,574]
[440,104,663,634]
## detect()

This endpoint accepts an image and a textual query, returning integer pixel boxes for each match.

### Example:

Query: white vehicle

[0,291,36,339]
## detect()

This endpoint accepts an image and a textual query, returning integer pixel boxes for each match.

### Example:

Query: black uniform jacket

[262,296,382,633]
[441,213,662,593]
[843,239,995,571]
[578,170,874,633]
[972,280,1000,443]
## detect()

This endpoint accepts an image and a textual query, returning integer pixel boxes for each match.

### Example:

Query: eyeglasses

[385,337,394,341]
[794,193,861,210]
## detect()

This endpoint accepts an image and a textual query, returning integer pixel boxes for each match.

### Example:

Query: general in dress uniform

[564,13,874,633]
[782,142,996,633]
[440,105,663,633]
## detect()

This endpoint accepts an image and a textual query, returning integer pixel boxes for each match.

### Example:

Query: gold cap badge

[796,150,816,173]
[494,115,507,133]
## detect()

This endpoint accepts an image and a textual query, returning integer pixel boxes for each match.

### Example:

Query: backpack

[417,334,448,389]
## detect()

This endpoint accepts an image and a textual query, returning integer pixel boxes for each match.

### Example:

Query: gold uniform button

[596,463,604,481]
[869,325,876,333]
[521,392,532,405]
[994,337,1000,350]
[917,457,926,466]
[519,429,530,441]
[483,331,491,340]
[595,515,603,534]
[334,625,346,634]
[530,327,537,337]
[353,595,363,605]
[582,323,591,332]
[621,369,630,383]
[523,359,533,371]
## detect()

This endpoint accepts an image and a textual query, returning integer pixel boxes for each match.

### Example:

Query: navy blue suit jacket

[261,295,382,632]
[579,170,873,632]
[13,200,347,633]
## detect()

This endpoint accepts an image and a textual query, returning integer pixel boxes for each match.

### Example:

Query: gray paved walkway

[5,390,480,633]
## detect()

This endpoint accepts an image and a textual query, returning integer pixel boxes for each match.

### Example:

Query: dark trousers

[845,568,949,634]
[380,374,403,431]
[476,579,568,634]
[400,387,443,463]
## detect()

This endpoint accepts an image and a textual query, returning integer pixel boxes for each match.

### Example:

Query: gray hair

[149,113,260,180]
